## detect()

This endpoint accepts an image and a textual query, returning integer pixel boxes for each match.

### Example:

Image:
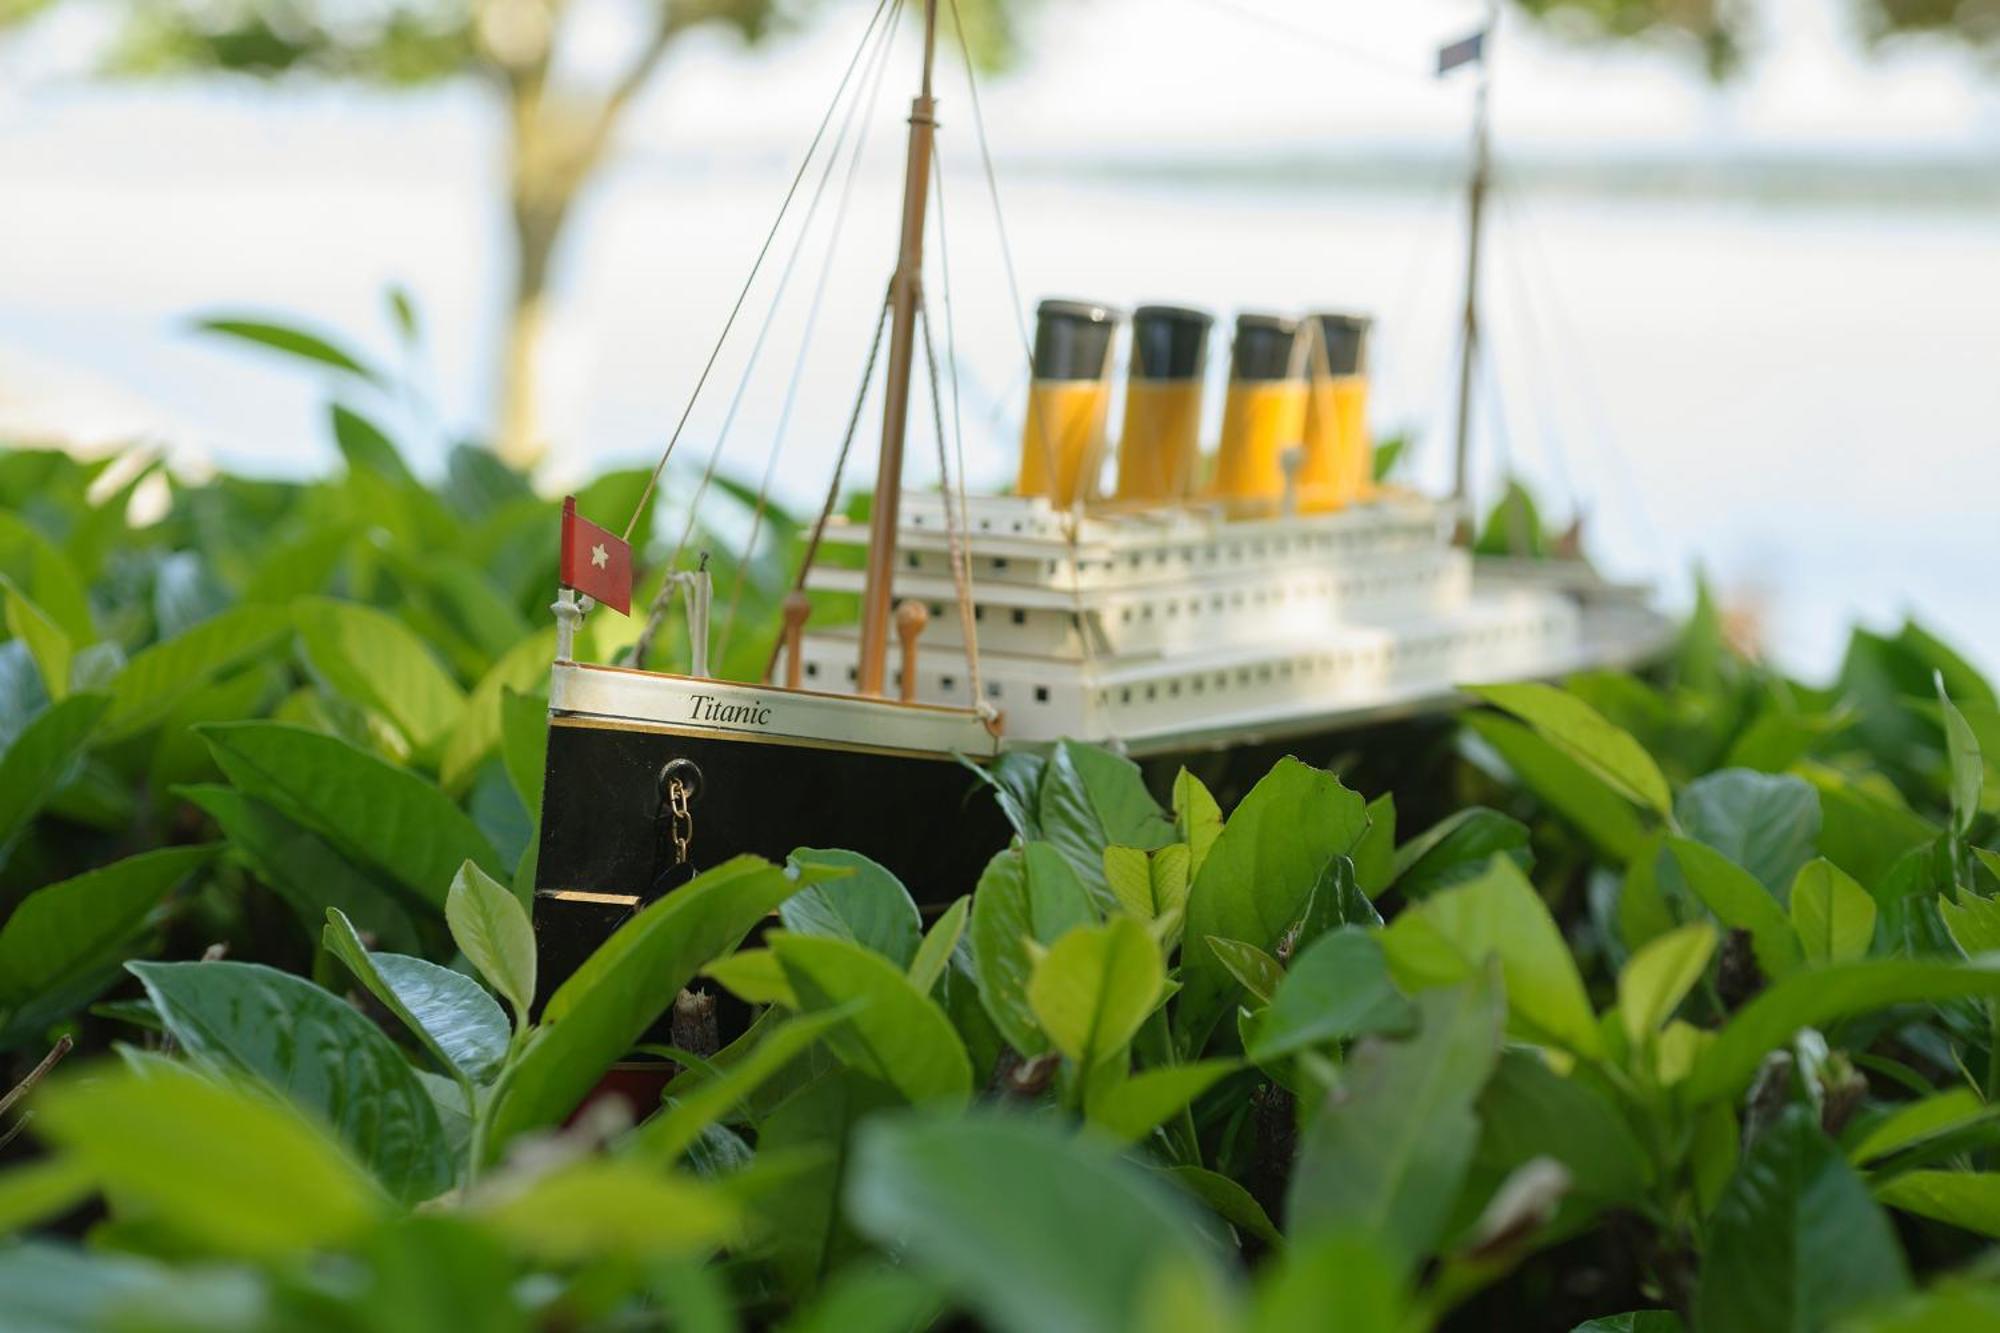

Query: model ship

[530,0,1673,962]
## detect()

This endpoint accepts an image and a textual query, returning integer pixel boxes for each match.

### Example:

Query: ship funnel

[1300,311,1374,510]
[1210,313,1307,511]
[1114,304,1212,504]
[1016,299,1120,509]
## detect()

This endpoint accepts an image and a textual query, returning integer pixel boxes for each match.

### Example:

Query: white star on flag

[590,543,609,569]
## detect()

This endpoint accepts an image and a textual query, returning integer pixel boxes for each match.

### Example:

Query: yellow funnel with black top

[1115,304,1213,503]
[1301,311,1373,510]
[1210,312,1306,511]
[1016,298,1120,509]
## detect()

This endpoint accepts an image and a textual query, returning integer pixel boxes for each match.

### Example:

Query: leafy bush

[3,383,2000,1329]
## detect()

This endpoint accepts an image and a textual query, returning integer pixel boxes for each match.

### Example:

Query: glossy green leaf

[1668,837,1803,980]
[1678,769,1821,897]
[1476,1050,1652,1210]
[1874,1170,2000,1238]
[0,692,107,854]
[3,578,70,700]
[1695,1106,1908,1333]
[0,845,211,1010]
[1028,916,1164,1070]
[1087,1060,1237,1143]
[1181,757,1368,1046]
[1246,928,1415,1063]
[35,1061,382,1258]
[1571,1316,1685,1333]
[772,932,971,1105]
[1790,858,1877,964]
[630,1008,852,1164]
[1938,677,1985,837]
[498,685,549,813]
[969,842,1092,1057]
[438,630,553,795]
[1286,971,1505,1269]
[1352,793,1397,896]
[1939,892,2000,957]
[846,1112,1230,1333]
[1849,1088,1995,1165]
[179,784,422,955]
[1037,741,1176,907]
[1390,806,1531,901]
[1163,1163,1281,1245]
[323,908,508,1084]
[1205,936,1286,1006]
[193,315,382,382]
[295,596,465,755]
[200,721,502,906]
[1463,712,1648,863]
[0,509,92,642]
[101,605,290,739]
[1380,856,1603,1057]
[130,960,454,1202]
[702,948,796,1007]
[474,1159,739,1261]
[1688,958,2000,1106]
[1618,922,1717,1043]
[488,856,807,1151]
[1253,1230,1410,1333]
[908,896,969,996]
[782,848,924,969]
[445,859,536,1027]
[1468,681,1672,816]
[1172,766,1223,879]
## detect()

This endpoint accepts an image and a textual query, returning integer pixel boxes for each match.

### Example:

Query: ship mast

[855,0,942,697]
[1449,0,1497,518]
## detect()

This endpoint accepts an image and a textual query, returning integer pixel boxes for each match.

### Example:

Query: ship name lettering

[687,694,773,727]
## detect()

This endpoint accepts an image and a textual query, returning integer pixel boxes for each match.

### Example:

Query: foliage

[4,399,2000,1328]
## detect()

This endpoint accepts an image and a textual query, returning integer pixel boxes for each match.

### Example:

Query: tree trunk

[495,187,568,470]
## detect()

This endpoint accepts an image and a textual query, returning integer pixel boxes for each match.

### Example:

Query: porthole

[805,661,819,678]
[1011,609,1027,626]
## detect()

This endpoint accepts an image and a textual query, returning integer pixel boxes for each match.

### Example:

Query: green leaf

[1205,936,1287,1006]
[488,856,807,1151]
[473,1160,739,1262]
[1939,892,2000,957]
[1181,757,1368,1046]
[323,908,508,1084]
[1163,1163,1282,1245]
[1380,856,1604,1057]
[0,1156,96,1236]
[1463,712,1648,863]
[968,842,1091,1057]
[330,403,412,481]
[0,692,107,854]
[36,1061,382,1258]
[1286,971,1506,1269]
[1390,807,1531,901]
[1571,1316,1685,1333]
[1353,793,1397,896]
[772,933,971,1105]
[1467,681,1672,817]
[1695,1107,1908,1333]
[702,949,796,1007]
[908,897,969,996]
[1617,833,1677,952]
[295,596,466,756]
[630,1009,853,1164]
[1938,676,1985,837]
[194,315,381,383]
[1849,1089,1995,1165]
[846,1112,1230,1333]
[1667,837,1803,980]
[3,578,70,700]
[1245,928,1415,1063]
[1254,1230,1411,1333]
[1087,1061,1236,1143]
[1790,859,1877,964]
[1802,765,1936,889]
[1028,916,1165,1070]
[1678,769,1821,897]
[1687,958,2000,1106]
[200,722,502,906]
[438,631,553,795]
[1037,741,1176,907]
[101,605,290,739]
[0,845,211,1009]
[1874,1170,2000,1238]
[1173,767,1223,879]
[129,960,454,1202]
[445,859,536,1027]
[179,784,422,955]
[1476,1050,1652,1211]
[782,849,924,969]
[1617,922,1717,1043]
[0,509,93,642]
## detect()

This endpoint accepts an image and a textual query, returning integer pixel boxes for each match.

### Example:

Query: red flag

[559,496,633,616]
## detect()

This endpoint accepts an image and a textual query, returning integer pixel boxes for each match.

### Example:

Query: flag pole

[1449,0,1498,531]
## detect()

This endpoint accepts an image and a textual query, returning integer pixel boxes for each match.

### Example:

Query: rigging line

[763,295,894,683]
[929,128,985,707]
[716,0,906,662]
[1489,178,1578,513]
[1173,0,1437,84]
[621,0,896,543]
[918,294,983,706]
[945,0,1112,731]
[664,0,904,579]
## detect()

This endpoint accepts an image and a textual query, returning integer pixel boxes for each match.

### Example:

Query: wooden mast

[855,0,941,697]
[1450,0,1496,517]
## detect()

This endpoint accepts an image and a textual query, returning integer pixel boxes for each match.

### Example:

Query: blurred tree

[1510,0,2000,79]
[2,0,1026,467]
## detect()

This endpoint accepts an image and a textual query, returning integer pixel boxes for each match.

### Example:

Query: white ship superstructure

[789,488,1647,756]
